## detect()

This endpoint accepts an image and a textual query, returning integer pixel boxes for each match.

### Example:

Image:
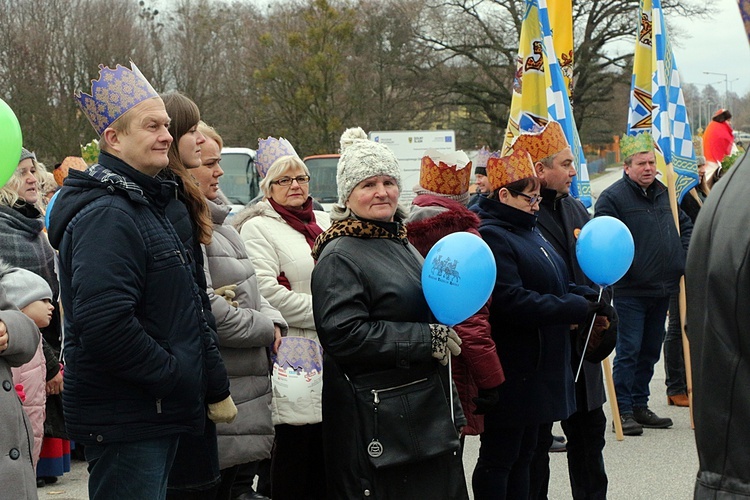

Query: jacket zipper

[156,398,162,414]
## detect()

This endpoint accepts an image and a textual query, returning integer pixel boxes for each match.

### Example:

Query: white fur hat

[0,261,53,310]
[336,127,401,206]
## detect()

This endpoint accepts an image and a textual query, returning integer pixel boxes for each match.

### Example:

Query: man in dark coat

[595,132,692,436]
[522,121,613,499]
[48,62,234,499]
[686,150,750,498]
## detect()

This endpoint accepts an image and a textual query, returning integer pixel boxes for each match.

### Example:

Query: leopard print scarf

[311,218,408,260]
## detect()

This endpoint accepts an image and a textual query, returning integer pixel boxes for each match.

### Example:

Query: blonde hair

[0,158,35,207]
[259,156,310,199]
[197,121,223,149]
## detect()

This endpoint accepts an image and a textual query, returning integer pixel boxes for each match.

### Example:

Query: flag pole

[665,164,694,428]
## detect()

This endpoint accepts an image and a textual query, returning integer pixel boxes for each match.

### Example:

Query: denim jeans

[86,435,180,500]
[612,295,670,414]
[472,421,538,500]
[664,293,687,396]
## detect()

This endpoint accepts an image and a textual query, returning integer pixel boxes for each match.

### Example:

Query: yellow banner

[548,0,573,96]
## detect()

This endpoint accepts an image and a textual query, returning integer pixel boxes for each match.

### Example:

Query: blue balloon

[44,190,60,231]
[576,216,635,286]
[422,232,497,326]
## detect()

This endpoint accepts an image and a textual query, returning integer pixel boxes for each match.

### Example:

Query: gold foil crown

[510,121,569,163]
[75,62,159,136]
[487,149,536,191]
[620,132,655,159]
[419,150,472,195]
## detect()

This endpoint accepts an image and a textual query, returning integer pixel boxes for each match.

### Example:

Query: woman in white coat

[233,142,331,500]
[194,123,288,500]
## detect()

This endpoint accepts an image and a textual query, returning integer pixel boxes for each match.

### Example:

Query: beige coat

[204,200,287,470]
[234,201,330,425]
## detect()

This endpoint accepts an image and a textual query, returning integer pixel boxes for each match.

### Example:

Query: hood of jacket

[231,200,280,232]
[48,151,176,249]
[405,201,480,258]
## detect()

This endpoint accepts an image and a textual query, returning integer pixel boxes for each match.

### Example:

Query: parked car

[220,147,261,213]
[303,154,340,212]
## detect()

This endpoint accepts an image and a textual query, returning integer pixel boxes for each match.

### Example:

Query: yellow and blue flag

[627,0,698,202]
[504,0,592,207]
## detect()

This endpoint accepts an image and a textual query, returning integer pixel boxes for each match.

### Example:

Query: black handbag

[346,366,460,469]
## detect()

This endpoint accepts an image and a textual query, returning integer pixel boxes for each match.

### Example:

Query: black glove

[472,386,501,415]
[586,299,616,323]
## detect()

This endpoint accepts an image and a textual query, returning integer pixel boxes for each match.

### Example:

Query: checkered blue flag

[651,0,699,202]
[537,0,592,207]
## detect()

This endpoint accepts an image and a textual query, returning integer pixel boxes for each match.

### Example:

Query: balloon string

[575,286,604,383]
[448,354,455,424]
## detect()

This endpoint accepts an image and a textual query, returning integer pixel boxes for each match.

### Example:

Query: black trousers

[528,408,608,500]
[271,423,326,500]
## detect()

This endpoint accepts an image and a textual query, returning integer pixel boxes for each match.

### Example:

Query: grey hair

[258,155,310,199]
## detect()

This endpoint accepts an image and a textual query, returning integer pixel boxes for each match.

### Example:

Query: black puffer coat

[311,216,468,500]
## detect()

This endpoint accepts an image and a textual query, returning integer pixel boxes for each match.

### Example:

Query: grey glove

[430,324,462,366]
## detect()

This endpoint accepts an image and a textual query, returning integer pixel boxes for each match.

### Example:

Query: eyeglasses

[506,188,541,206]
[272,175,310,187]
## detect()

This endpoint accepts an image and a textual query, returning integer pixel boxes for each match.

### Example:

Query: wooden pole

[602,357,624,440]
[665,163,694,427]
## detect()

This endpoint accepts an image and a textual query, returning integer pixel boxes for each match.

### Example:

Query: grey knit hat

[19,148,36,164]
[0,261,52,310]
[336,127,401,206]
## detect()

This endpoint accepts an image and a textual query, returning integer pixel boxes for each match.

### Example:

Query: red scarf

[269,197,324,249]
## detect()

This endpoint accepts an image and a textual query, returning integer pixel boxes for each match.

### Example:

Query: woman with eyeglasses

[233,147,330,499]
[469,149,608,500]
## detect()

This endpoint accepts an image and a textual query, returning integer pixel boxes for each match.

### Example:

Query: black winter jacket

[48,152,211,445]
[473,196,590,426]
[594,174,692,297]
[311,217,468,500]
[537,189,607,412]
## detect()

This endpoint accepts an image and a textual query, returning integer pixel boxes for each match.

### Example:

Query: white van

[219,147,261,213]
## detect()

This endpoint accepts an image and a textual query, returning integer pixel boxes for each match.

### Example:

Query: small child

[0,262,54,471]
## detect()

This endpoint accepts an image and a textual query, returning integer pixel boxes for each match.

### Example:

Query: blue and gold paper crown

[620,131,655,159]
[75,62,159,136]
[256,137,298,178]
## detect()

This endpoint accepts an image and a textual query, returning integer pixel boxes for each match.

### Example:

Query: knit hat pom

[340,127,368,153]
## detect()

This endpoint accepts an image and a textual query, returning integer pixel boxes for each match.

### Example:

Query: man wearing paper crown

[517,121,615,500]
[594,131,692,437]
[470,149,615,498]
[404,150,506,438]
[468,147,493,208]
[48,62,232,499]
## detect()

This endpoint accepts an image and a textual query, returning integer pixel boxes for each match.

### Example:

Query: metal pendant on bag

[367,439,383,458]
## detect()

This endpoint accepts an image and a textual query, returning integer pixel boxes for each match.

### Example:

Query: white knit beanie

[336,127,402,206]
[0,261,53,310]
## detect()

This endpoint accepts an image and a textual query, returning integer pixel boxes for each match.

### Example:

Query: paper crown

[256,137,298,178]
[54,156,88,186]
[473,147,492,174]
[620,132,655,159]
[75,62,159,136]
[487,149,536,191]
[419,149,472,195]
[510,121,569,163]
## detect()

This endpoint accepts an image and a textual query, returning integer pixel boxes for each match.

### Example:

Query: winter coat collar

[620,172,667,201]
[311,216,408,260]
[207,198,232,226]
[540,187,568,210]
[474,195,537,232]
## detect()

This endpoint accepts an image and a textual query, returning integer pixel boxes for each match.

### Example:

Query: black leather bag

[346,367,460,469]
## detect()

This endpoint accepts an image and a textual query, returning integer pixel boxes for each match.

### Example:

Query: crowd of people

[0,59,742,500]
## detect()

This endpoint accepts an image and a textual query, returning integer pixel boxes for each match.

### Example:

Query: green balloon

[0,98,23,189]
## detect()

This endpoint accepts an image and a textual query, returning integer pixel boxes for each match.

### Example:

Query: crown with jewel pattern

[510,121,569,163]
[75,62,160,136]
[620,131,655,160]
[256,137,299,178]
[487,149,536,191]
[419,149,472,196]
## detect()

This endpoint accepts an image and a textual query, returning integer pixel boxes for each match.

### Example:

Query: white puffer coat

[234,200,330,425]
[203,200,287,470]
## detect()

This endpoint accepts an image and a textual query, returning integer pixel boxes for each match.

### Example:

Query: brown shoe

[667,394,689,407]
